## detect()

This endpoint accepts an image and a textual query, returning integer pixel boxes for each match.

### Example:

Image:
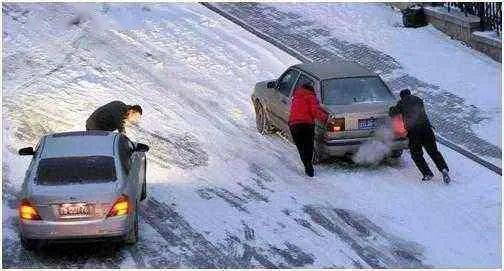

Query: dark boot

[442,169,451,184]
[422,173,434,182]
[305,166,314,177]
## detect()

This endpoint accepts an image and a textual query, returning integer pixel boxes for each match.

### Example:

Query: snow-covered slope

[2,3,501,268]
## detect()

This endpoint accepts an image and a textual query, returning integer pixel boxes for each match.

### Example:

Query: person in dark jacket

[390,89,450,183]
[289,84,328,177]
[86,101,142,134]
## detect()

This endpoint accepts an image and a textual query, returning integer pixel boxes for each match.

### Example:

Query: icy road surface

[2,3,501,268]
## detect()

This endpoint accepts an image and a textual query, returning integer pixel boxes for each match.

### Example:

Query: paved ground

[204,2,502,165]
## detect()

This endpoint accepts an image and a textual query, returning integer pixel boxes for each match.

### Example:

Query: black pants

[408,126,448,176]
[289,123,315,174]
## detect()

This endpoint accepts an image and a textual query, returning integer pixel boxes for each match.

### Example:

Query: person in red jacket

[289,84,328,177]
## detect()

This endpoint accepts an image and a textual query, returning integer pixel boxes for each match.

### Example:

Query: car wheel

[390,150,403,158]
[21,236,42,251]
[141,160,147,201]
[125,202,139,245]
[254,101,275,135]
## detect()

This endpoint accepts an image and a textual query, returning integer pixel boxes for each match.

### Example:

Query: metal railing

[444,2,501,35]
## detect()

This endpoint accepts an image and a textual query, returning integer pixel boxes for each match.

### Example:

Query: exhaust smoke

[352,125,396,166]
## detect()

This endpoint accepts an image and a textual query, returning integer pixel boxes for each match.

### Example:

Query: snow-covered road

[2,3,501,268]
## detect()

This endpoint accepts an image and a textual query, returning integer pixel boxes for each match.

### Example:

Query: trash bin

[402,5,428,28]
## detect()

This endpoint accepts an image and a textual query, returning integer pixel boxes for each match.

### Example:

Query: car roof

[40,131,118,159]
[292,60,376,80]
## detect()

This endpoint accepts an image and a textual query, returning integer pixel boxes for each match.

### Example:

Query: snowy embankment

[270,2,502,151]
[2,3,501,268]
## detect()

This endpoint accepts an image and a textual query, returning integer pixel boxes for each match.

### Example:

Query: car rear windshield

[321,76,395,105]
[36,156,116,185]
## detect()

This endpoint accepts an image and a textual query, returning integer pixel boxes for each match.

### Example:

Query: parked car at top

[251,60,408,163]
[18,131,149,250]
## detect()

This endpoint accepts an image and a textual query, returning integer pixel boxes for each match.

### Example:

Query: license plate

[58,203,92,218]
[358,118,377,130]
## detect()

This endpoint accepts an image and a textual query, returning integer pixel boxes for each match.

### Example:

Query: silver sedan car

[251,61,408,163]
[17,131,149,250]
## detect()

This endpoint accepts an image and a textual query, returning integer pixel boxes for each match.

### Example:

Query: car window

[118,135,133,173]
[321,76,395,105]
[294,74,315,92]
[277,69,300,96]
[36,156,116,185]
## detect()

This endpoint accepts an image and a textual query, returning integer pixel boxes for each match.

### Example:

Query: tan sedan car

[251,61,408,163]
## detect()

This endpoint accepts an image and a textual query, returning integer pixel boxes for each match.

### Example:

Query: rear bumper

[322,137,409,156]
[19,215,130,240]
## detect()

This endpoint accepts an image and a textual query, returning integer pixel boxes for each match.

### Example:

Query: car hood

[323,101,395,115]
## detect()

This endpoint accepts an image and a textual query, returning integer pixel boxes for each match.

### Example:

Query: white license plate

[58,203,92,218]
[358,118,377,130]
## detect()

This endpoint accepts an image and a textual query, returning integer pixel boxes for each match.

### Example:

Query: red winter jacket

[288,87,328,126]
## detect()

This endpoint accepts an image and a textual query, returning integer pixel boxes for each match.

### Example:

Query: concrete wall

[423,6,481,42]
[390,2,418,10]
[422,6,501,62]
[470,32,502,62]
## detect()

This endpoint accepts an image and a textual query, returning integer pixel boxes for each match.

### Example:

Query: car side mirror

[134,143,149,152]
[19,147,35,156]
[267,81,277,89]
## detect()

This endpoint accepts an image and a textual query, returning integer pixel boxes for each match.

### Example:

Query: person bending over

[390,89,450,183]
[86,101,142,134]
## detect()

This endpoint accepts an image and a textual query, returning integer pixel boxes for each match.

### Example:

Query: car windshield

[36,156,116,185]
[321,76,395,105]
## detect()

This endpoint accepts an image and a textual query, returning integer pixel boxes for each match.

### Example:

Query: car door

[294,73,328,138]
[118,136,140,200]
[294,73,316,91]
[270,68,300,133]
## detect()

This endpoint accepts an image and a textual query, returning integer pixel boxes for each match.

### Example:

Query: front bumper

[322,137,409,156]
[19,215,130,240]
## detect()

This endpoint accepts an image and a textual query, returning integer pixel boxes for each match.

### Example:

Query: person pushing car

[389,89,451,183]
[289,83,328,177]
[86,101,142,134]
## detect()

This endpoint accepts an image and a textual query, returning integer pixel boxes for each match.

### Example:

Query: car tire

[254,101,275,135]
[390,150,403,158]
[140,159,147,201]
[124,202,139,245]
[21,236,42,251]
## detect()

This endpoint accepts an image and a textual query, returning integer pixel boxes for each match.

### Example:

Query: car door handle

[281,98,288,104]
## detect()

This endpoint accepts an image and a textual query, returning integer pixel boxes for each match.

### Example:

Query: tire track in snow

[138,197,241,268]
[220,221,316,268]
[304,205,430,268]
[130,126,209,170]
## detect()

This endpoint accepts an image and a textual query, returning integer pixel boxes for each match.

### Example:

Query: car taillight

[327,118,345,132]
[391,115,407,138]
[19,199,41,220]
[107,195,130,217]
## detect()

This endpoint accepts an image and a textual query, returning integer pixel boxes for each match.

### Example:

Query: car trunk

[28,181,121,222]
[323,101,394,139]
